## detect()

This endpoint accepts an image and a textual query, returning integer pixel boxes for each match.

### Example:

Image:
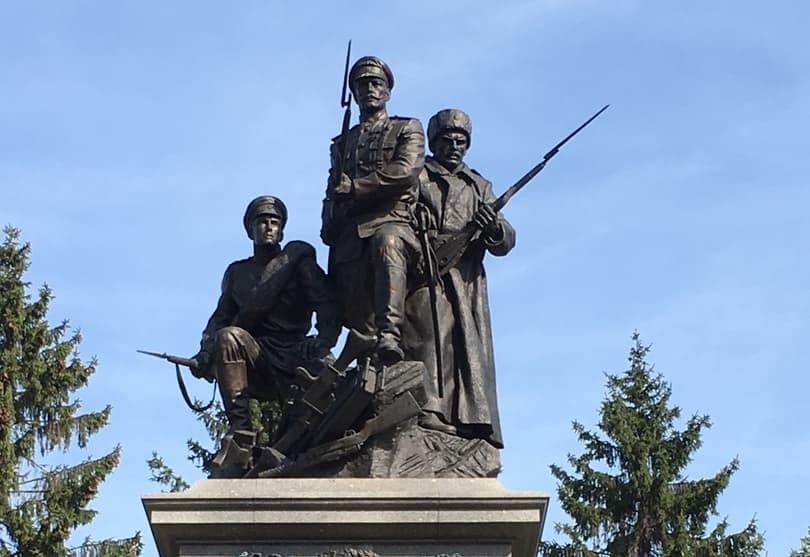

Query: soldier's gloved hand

[189,350,215,383]
[299,336,330,361]
[473,204,503,240]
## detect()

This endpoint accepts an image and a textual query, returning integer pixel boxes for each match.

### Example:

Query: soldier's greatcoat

[403,157,515,448]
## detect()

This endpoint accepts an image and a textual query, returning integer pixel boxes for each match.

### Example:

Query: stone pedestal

[142,479,548,557]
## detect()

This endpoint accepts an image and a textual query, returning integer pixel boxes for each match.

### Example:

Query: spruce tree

[541,333,763,557]
[790,527,810,557]
[0,227,141,556]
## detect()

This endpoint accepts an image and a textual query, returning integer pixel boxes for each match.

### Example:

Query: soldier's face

[354,76,390,112]
[251,214,282,247]
[433,131,469,170]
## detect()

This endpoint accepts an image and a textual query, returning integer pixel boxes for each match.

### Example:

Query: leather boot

[217,360,251,433]
[211,429,255,470]
[376,334,404,366]
[374,261,407,365]
[211,360,255,472]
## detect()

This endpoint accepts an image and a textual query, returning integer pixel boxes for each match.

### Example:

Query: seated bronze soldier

[192,195,339,471]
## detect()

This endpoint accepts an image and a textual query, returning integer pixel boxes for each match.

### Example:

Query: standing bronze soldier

[193,195,340,470]
[321,56,425,364]
[403,109,516,449]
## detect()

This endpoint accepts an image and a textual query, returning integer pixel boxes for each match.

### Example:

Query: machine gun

[433,104,610,275]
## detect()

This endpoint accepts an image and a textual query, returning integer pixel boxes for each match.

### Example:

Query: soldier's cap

[428,109,473,146]
[243,195,288,236]
[349,56,394,92]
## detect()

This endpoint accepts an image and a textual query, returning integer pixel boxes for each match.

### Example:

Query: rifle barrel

[137,349,197,369]
[544,104,609,161]
[493,104,609,212]
[137,349,168,359]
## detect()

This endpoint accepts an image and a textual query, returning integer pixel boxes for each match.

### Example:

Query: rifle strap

[175,362,217,413]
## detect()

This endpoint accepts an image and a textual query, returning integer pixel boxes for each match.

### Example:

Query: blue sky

[2,1,808,555]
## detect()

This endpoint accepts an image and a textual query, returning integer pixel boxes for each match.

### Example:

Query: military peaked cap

[243,195,288,237]
[349,56,394,92]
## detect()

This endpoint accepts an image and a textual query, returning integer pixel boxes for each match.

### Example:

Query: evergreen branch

[790,525,810,557]
[146,452,189,493]
[11,450,122,495]
[12,407,112,456]
[68,532,142,557]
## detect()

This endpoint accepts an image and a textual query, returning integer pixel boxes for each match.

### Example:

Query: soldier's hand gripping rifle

[322,40,352,244]
[137,349,216,413]
[433,104,610,276]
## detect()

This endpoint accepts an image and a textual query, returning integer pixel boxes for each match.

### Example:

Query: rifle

[322,40,353,244]
[433,104,610,275]
[137,349,198,369]
[137,349,216,413]
[256,391,421,478]
[335,39,353,181]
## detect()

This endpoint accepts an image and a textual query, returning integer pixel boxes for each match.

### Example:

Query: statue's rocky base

[248,360,501,479]
[308,358,501,478]
[309,418,501,478]
[143,478,548,557]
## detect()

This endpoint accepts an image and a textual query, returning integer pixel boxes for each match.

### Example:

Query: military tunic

[201,241,339,390]
[322,112,425,339]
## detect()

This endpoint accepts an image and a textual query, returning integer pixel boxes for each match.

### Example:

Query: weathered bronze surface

[403,109,516,450]
[143,50,607,478]
[194,196,341,472]
[321,55,425,366]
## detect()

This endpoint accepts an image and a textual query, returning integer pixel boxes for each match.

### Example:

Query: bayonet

[137,349,215,412]
[334,39,353,187]
[434,104,609,275]
[136,349,198,369]
[322,40,353,246]
[492,104,609,212]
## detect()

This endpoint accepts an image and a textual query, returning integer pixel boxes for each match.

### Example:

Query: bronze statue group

[188,56,515,477]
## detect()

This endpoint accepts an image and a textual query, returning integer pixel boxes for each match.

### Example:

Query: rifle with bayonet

[321,40,353,245]
[433,104,610,276]
[335,39,353,182]
[137,349,216,412]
